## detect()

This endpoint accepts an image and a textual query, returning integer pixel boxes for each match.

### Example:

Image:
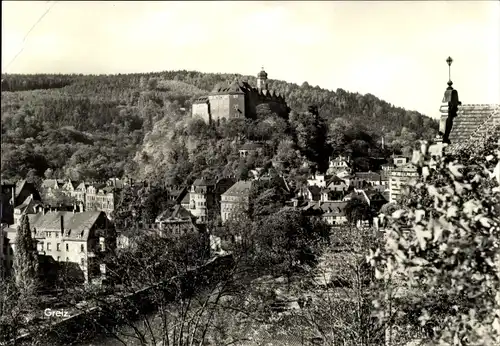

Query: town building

[239,142,264,158]
[326,155,352,176]
[303,201,348,227]
[192,67,289,124]
[220,181,253,223]
[3,210,115,284]
[326,176,349,192]
[1,180,41,225]
[155,205,197,236]
[41,179,119,219]
[388,163,419,203]
[351,172,382,188]
[392,155,409,167]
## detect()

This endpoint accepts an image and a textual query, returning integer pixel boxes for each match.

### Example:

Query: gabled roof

[447,104,500,153]
[181,193,190,204]
[17,211,104,241]
[41,179,62,190]
[156,205,193,222]
[222,181,253,197]
[15,195,43,214]
[15,180,27,197]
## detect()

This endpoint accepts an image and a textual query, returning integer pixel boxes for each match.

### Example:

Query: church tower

[257,66,268,92]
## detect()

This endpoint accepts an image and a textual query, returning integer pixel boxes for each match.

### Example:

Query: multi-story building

[192,67,289,124]
[41,179,120,218]
[1,180,41,225]
[351,172,382,188]
[327,155,352,177]
[187,179,216,224]
[4,210,115,284]
[389,163,419,203]
[155,205,197,236]
[220,181,253,223]
[392,155,409,167]
[303,201,348,227]
[326,176,349,192]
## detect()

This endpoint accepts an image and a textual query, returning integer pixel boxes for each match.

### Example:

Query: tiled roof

[222,181,253,197]
[193,96,209,104]
[6,211,103,242]
[446,104,500,152]
[392,163,418,173]
[156,205,193,222]
[15,195,43,213]
[240,142,262,151]
[181,193,190,204]
[15,180,27,197]
[305,201,347,217]
[354,172,381,181]
[192,178,215,187]
[307,185,322,197]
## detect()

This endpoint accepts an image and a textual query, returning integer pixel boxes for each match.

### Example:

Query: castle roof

[258,68,268,79]
[193,96,209,104]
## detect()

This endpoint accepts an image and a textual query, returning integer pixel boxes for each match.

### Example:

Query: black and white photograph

[1,1,499,345]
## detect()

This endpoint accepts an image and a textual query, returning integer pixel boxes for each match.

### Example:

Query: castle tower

[257,66,268,92]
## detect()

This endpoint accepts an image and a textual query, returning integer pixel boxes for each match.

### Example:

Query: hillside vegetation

[1,71,438,184]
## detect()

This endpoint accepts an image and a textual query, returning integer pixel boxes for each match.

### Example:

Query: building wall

[6,213,113,283]
[192,102,210,123]
[220,195,249,223]
[389,170,419,203]
[209,94,231,123]
[189,188,215,224]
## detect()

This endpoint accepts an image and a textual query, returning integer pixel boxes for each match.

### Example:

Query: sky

[2,1,499,119]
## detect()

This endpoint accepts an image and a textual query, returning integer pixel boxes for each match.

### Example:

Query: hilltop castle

[192,67,289,124]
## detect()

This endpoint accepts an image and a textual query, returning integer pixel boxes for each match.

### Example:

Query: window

[80,244,84,252]
[57,243,60,251]
[66,244,69,251]
[81,258,85,266]
[47,242,52,251]
[40,243,44,251]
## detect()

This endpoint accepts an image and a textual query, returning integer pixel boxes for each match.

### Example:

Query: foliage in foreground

[370,134,500,345]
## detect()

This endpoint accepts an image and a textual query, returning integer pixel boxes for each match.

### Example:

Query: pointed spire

[446,56,453,89]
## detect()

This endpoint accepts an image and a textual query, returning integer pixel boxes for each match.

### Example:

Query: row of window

[38,242,85,252]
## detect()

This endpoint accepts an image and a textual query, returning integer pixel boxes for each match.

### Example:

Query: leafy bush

[369,134,500,345]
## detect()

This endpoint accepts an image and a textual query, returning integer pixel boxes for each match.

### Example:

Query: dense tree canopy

[1,71,438,185]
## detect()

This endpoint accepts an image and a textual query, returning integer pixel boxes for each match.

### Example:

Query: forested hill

[1,71,438,184]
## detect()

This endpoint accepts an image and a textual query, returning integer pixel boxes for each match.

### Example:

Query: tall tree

[13,214,39,294]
